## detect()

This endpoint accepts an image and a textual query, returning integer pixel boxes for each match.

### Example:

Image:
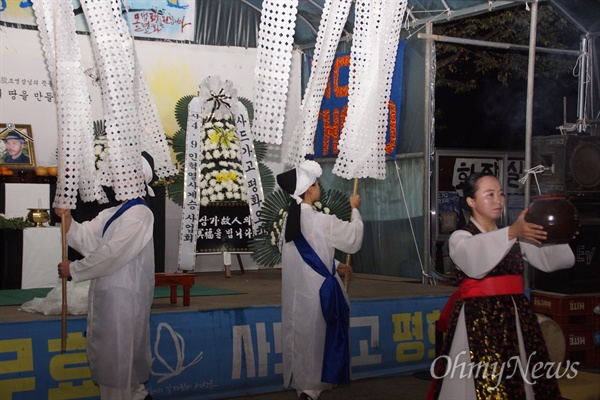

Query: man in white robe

[57,157,156,400]
[278,160,364,400]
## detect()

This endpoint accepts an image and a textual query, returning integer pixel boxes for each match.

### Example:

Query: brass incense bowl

[27,208,50,228]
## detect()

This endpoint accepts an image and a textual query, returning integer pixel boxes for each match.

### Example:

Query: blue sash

[294,233,350,384]
[102,198,149,236]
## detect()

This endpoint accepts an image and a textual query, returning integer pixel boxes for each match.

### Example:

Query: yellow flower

[207,124,238,147]
[216,172,231,182]
[208,131,220,143]
[228,171,237,180]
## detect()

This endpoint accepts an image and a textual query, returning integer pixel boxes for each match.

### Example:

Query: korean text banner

[310,41,405,159]
[0,295,446,400]
[0,0,195,42]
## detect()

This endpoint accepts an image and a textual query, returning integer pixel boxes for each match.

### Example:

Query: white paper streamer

[34,0,176,208]
[285,0,354,167]
[251,0,299,145]
[33,0,100,208]
[333,0,408,180]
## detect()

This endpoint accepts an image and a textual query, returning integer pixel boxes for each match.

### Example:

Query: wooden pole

[344,178,359,291]
[61,214,68,353]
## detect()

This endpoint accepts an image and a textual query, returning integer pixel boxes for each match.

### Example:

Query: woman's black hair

[461,171,496,209]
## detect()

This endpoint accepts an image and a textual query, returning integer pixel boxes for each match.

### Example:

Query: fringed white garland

[285,0,354,167]
[35,0,177,207]
[33,0,100,208]
[81,0,147,201]
[136,72,179,180]
[251,0,299,145]
[333,0,408,180]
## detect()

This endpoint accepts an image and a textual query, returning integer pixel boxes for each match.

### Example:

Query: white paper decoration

[285,0,354,167]
[251,0,299,145]
[33,0,177,208]
[333,0,408,180]
[33,0,101,208]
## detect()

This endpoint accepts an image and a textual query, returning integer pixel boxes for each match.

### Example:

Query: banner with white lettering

[0,296,448,399]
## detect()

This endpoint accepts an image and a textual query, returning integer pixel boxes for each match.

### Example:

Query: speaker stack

[531,134,600,198]
[531,134,600,294]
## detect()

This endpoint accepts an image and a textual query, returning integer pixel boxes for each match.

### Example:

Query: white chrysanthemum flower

[233,193,241,199]
[210,194,217,201]
[213,150,221,159]
[205,153,213,160]
[200,198,209,206]
[324,207,331,214]
[214,184,222,192]
[226,192,233,199]
[214,121,224,128]
[217,193,224,201]
[219,161,227,167]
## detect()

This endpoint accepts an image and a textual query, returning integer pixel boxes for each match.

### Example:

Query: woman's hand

[337,262,353,277]
[58,260,72,279]
[349,194,361,209]
[508,209,547,245]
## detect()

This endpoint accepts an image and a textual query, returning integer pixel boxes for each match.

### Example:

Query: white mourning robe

[67,203,155,391]
[439,219,574,400]
[281,204,363,394]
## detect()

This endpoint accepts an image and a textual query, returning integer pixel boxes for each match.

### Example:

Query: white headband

[292,160,322,204]
[142,157,155,197]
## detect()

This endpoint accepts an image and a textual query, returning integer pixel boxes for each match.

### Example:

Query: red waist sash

[459,275,524,298]
[437,275,523,333]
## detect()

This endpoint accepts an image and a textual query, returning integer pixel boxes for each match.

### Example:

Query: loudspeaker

[534,221,600,294]
[531,135,600,198]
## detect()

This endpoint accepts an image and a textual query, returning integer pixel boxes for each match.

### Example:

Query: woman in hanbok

[431,172,575,399]
[57,156,156,400]
[277,160,364,400]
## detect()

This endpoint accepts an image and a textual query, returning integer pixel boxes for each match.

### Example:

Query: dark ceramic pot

[524,194,579,244]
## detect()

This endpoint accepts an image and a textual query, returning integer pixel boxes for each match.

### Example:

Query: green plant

[0,215,34,229]
[248,186,352,268]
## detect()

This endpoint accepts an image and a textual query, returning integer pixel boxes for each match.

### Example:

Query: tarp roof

[197,0,600,49]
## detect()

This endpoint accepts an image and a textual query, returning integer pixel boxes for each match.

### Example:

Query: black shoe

[299,393,314,400]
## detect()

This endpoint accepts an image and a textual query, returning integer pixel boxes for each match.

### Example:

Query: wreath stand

[223,251,245,278]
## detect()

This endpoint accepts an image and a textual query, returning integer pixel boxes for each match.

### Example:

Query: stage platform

[0,270,456,400]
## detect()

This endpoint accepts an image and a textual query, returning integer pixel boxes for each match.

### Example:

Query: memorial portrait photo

[0,124,36,169]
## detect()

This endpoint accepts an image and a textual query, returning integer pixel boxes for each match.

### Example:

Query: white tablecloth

[21,227,62,289]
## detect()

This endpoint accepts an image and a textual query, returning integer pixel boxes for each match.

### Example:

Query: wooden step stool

[155,272,195,306]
